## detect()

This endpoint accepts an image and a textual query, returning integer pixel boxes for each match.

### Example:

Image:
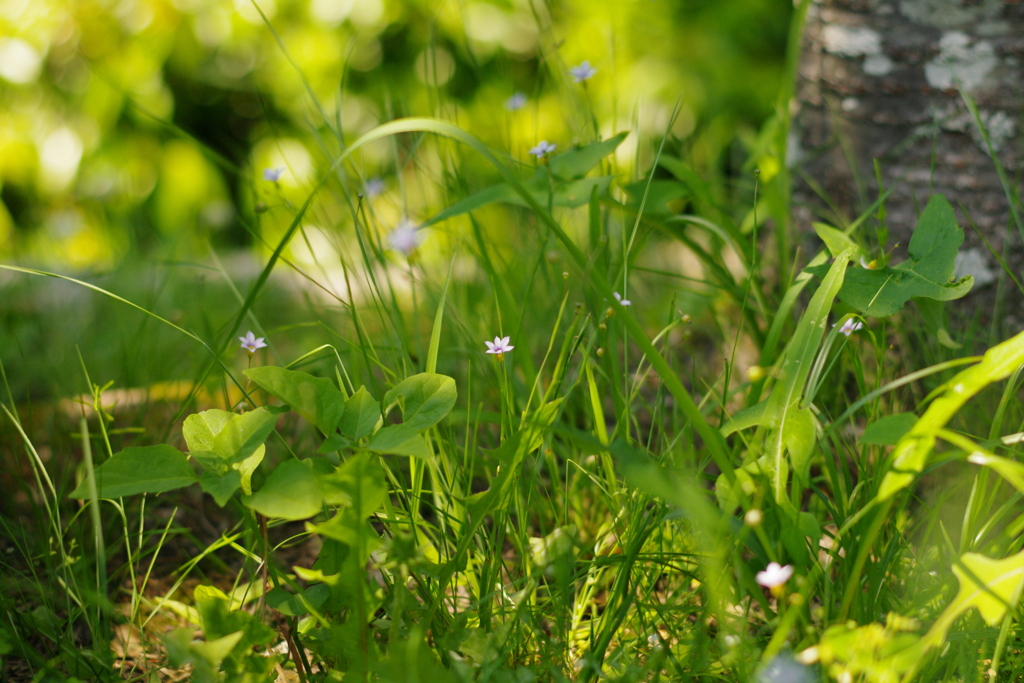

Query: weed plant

[4,5,1024,683]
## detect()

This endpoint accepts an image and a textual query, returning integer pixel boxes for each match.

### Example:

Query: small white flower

[365,177,385,197]
[568,60,597,83]
[756,562,793,589]
[613,292,631,306]
[529,140,556,158]
[647,632,662,648]
[484,336,514,356]
[834,318,864,337]
[263,167,284,182]
[388,220,424,256]
[504,92,527,111]
[239,331,267,354]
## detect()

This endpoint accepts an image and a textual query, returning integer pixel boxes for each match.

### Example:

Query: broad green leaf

[194,585,275,647]
[548,132,629,180]
[721,400,767,436]
[265,584,330,617]
[184,408,275,465]
[183,409,235,453]
[235,446,264,495]
[338,386,380,441]
[783,406,816,485]
[314,453,387,514]
[164,628,242,683]
[70,445,197,499]
[245,366,346,434]
[307,512,381,554]
[922,549,1024,650]
[621,179,688,216]
[383,373,457,431]
[242,459,323,520]
[212,408,277,464]
[364,424,430,459]
[200,469,241,507]
[878,328,1024,501]
[714,462,759,511]
[807,196,973,317]
[860,413,917,446]
[813,222,863,260]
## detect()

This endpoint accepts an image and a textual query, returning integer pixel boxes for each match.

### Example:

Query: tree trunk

[795,0,1024,326]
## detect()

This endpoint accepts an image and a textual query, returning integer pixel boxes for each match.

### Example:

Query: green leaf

[245,366,346,434]
[364,424,431,459]
[813,222,863,260]
[184,408,275,466]
[860,413,918,446]
[922,549,1024,650]
[621,179,688,216]
[164,628,242,683]
[212,408,277,464]
[266,584,330,617]
[808,195,973,317]
[242,459,323,520]
[200,469,241,507]
[194,585,276,646]
[548,132,629,180]
[182,409,235,453]
[877,328,1024,501]
[338,386,380,441]
[383,373,457,431]
[314,453,387,514]
[70,445,197,499]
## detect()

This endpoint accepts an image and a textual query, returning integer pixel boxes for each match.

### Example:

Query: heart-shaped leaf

[71,445,197,499]
[245,366,346,434]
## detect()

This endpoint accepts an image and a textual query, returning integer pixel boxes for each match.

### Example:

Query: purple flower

[388,220,424,256]
[365,177,385,198]
[484,336,514,356]
[263,167,284,182]
[835,318,864,337]
[504,92,527,111]
[568,60,597,83]
[529,140,556,158]
[239,331,267,354]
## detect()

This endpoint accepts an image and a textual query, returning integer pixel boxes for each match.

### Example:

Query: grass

[4,7,1024,683]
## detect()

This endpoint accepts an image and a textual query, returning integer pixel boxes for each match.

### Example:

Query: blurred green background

[0,0,791,401]
[0,0,789,265]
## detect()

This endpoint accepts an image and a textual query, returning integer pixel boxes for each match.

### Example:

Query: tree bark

[795,0,1024,325]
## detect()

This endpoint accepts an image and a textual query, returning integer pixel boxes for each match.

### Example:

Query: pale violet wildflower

[529,140,556,158]
[239,331,267,354]
[756,562,793,589]
[388,220,424,256]
[365,177,385,198]
[835,318,864,337]
[484,336,514,356]
[568,60,597,83]
[263,167,284,182]
[613,292,631,306]
[504,92,527,111]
